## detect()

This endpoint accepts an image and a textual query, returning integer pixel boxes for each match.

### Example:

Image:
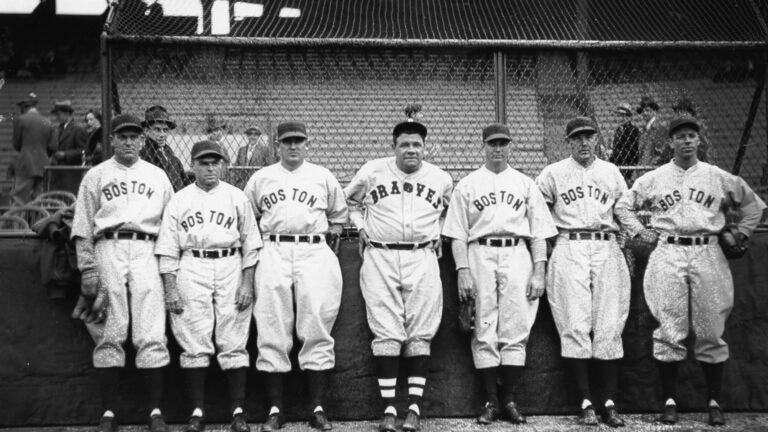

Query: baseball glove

[624,228,659,258]
[458,298,475,334]
[719,226,749,259]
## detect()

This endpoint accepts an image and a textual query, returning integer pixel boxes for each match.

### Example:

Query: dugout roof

[110,0,768,47]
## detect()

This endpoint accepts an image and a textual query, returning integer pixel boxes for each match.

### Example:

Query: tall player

[535,117,630,427]
[155,140,262,432]
[615,116,766,426]
[71,114,174,432]
[345,114,453,432]
[244,121,347,432]
[442,124,557,426]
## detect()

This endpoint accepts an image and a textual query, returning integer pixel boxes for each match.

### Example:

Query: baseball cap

[277,121,308,141]
[111,114,144,134]
[615,103,633,116]
[566,116,598,138]
[393,119,428,140]
[668,116,700,137]
[191,140,226,160]
[482,123,512,142]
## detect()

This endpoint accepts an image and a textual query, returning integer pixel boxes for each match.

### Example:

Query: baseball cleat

[97,415,117,432]
[581,405,598,426]
[148,413,169,432]
[401,409,421,431]
[502,401,527,424]
[230,412,250,432]
[261,412,285,432]
[476,402,499,424]
[378,413,397,432]
[658,404,678,424]
[309,410,332,430]
[185,415,204,432]
[709,405,726,426]
[602,406,625,428]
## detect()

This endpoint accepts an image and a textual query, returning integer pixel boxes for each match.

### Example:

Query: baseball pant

[360,247,443,357]
[93,239,170,368]
[254,240,342,372]
[171,252,250,369]
[547,234,630,359]
[644,239,733,363]
[469,241,536,368]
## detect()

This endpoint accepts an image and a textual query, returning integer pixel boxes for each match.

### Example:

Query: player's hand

[326,232,341,256]
[433,236,443,259]
[235,283,254,311]
[90,288,109,324]
[457,268,475,302]
[162,279,184,315]
[358,229,371,259]
[526,271,546,301]
[72,295,94,321]
[637,228,660,244]
[80,269,100,300]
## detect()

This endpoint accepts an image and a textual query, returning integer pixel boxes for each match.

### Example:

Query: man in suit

[140,105,190,192]
[51,100,87,165]
[233,126,274,188]
[11,94,57,205]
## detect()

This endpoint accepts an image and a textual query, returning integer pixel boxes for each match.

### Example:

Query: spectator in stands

[84,109,104,165]
[637,96,667,167]
[11,93,56,205]
[609,102,640,182]
[139,105,190,191]
[233,125,274,188]
[206,115,232,182]
[51,100,87,165]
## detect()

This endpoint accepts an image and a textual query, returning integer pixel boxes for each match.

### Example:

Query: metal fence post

[495,51,507,124]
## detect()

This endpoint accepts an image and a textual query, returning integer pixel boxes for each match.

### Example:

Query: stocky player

[71,114,174,432]
[535,117,630,427]
[615,116,766,426]
[345,116,453,432]
[155,140,262,432]
[442,124,557,426]
[244,121,347,432]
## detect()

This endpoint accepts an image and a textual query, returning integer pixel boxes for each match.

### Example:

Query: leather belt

[477,237,521,247]
[267,234,324,244]
[568,231,614,241]
[102,231,156,241]
[191,247,240,258]
[666,235,712,246]
[369,240,434,250]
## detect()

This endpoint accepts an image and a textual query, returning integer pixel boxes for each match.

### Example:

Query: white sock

[269,406,280,416]
[604,399,615,408]
[313,406,324,413]
[384,406,397,416]
[581,399,592,410]
[232,407,243,416]
[150,408,162,417]
[102,410,114,418]
[709,399,720,408]
[665,398,676,407]
[408,404,420,416]
[192,408,203,417]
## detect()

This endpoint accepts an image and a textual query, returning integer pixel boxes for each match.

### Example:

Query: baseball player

[344,117,453,432]
[615,116,767,426]
[442,123,557,426]
[71,114,174,432]
[243,121,347,432]
[535,117,630,427]
[155,140,262,432]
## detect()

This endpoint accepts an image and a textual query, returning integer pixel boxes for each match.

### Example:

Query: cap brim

[193,149,225,160]
[567,126,597,137]
[278,131,308,141]
[112,123,143,133]
[668,121,699,137]
[484,133,512,142]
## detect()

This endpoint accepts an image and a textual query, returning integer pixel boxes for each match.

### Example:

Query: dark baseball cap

[668,116,700,137]
[277,121,308,141]
[191,140,225,160]
[111,114,144,134]
[482,124,512,142]
[566,116,598,138]
[393,119,428,140]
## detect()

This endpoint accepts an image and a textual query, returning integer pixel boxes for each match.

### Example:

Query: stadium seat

[0,215,30,231]
[3,206,50,227]
[36,191,77,206]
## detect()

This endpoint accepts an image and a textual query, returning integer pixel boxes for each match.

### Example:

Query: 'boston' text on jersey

[656,188,716,211]
[262,188,318,210]
[102,181,155,201]
[473,190,524,211]
[179,210,235,232]
[559,185,609,206]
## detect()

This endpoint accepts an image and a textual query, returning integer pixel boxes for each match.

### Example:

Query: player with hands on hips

[535,116,631,427]
[155,140,262,432]
[345,112,453,432]
[442,123,557,426]
[244,121,347,432]
[615,115,766,427]
[70,114,174,432]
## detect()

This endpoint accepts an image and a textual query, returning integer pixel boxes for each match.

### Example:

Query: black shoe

[476,403,499,425]
[503,401,527,424]
[709,405,726,426]
[581,405,598,426]
[378,413,397,432]
[97,416,117,432]
[230,413,250,432]
[402,409,420,431]
[659,404,678,424]
[184,415,204,432]
[309,410,332,431]
[261,413,285,432]
[602,406,625,428]
[149,414,169,432]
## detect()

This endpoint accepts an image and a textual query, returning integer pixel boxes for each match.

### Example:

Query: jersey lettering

[179,210,235,232]
[559,185,609,206]
[262,188,317,210]
[102,181,155,201]
[687,187,716,208]
[473,190,524,212]
[657,190,683,211]
[369,181,442,209]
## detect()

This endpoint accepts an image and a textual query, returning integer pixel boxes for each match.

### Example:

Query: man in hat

[442,123,557,426]
[11,93,56,205]
[71,113,175,432]
[345,117,453,432]
[51,100,87,166]
[615,116,766,426]
[139,105,190,191]
[637,96,668,167]
[233,126,274,188]
[244,121,347,431]
[609,103,640,182]
[535,117,630,427]
[156,140,262,432]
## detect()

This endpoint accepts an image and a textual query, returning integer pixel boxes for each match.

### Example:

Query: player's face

[568,131,598,164]
[112,130,144,166]
[670,127,700,161]
[192,156,223,189]
[393,133,424,174]
[484,139,511,164]
[278,136,307,168]
[146,122,170,147]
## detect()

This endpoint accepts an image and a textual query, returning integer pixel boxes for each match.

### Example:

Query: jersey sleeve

[440,172,453,219]
[526,179,558,240]
[614,175,648,237]
[71,171,99,242]
[534,167,556,205]
[154,196,181,260]
[243,174,263,218]
[325,171,349,226]
[343,164,370,230]
[722,172,768,237]
[441,182,470,242]
[238,192,263,269]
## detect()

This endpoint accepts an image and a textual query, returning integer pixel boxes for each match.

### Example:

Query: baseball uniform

[71,157,173,369]
[155,181,262,370]
[443,165,557,368]
[244,161,347,373]
[535,157,630,360]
